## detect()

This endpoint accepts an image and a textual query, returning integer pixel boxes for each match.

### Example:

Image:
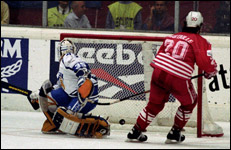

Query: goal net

[60,33,223,137]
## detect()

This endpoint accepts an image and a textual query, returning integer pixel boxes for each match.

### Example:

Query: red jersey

[150,32,217,80]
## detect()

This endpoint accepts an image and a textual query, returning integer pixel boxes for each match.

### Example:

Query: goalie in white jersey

[30,39,110,138]
[53,39,97,113]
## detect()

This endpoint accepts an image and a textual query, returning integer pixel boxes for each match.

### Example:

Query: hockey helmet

[186,11,203,28]
[57,39,77,59]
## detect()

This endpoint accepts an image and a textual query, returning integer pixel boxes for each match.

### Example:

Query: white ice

[1,110,230,149]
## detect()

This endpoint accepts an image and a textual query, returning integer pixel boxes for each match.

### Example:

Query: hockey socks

[174,106,193,129]
[136,108,156,131]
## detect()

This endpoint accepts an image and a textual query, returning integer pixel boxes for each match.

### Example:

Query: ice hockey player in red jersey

[127,11,217,143]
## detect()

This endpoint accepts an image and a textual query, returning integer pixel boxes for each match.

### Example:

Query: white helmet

[186,11,203,27]
[57,39,77,59]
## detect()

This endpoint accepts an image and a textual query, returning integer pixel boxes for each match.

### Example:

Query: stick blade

[1,81,40,110]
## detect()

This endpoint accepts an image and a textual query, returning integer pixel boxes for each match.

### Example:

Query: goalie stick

[89,73,205,106]
[1,81,40,110]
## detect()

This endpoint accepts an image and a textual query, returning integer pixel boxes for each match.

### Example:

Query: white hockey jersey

[55,53,91,97]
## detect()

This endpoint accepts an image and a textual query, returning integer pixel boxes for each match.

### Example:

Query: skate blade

[125,138,145,143]
[165,139,182,144]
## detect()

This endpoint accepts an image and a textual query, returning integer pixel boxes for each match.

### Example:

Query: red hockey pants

[136,68,198,131]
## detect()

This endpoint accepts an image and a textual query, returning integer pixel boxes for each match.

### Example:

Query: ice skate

[127,127,147,142]
[165,127,185,144]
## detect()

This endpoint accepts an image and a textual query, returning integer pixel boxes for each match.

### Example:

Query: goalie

[30,39,110,138]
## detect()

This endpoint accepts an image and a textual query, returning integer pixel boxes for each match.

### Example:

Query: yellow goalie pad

[41,111,57,133]
[56,107,110,138]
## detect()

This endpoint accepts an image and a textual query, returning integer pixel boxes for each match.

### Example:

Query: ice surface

[1,110,230,149]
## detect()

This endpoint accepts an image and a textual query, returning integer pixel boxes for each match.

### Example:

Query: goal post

[197,69,203,137]
[59,33,223,137]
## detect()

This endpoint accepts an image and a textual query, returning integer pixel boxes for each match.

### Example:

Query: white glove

[30,90,39,103]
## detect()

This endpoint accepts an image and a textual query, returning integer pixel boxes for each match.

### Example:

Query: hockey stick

[89,73,205,106]
[1,81,40,110]
[191,73,205,79]
[88,90,150,106]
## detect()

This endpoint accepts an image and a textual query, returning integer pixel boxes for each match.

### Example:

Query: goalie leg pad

[76,115,110,138]
[52,107,83,133]
[38,80,53,112]
[42,111,57,133]
[42,119,57,133]
[52,107,110,138]
[38,96,48,112]
[40,79,53,95]
[59,117,80,134]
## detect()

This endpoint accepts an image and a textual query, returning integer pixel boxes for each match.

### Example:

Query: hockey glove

[204,70,217,79]
[30,90,39,103]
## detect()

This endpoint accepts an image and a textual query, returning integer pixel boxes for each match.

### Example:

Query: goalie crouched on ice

[30,39,110,138]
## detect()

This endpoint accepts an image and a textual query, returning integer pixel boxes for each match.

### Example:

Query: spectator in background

[1,1,10,24]
[48,1,71,27]
[64,1,91,29]
[143,1,174,31]
[213,1,230,33]
[105,1,142,30]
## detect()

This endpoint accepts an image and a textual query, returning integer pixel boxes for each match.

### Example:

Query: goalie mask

[57,39,77,59]
[186,11,203,28]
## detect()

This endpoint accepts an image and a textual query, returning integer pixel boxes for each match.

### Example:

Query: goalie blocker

[43,107,110,138]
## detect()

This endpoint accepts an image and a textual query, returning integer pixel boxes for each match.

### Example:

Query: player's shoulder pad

[62,53,81,67]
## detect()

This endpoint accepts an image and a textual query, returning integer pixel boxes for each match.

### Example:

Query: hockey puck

[119,119,125,125]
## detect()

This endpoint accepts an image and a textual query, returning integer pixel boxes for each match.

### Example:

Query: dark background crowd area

[4,1,230,34]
